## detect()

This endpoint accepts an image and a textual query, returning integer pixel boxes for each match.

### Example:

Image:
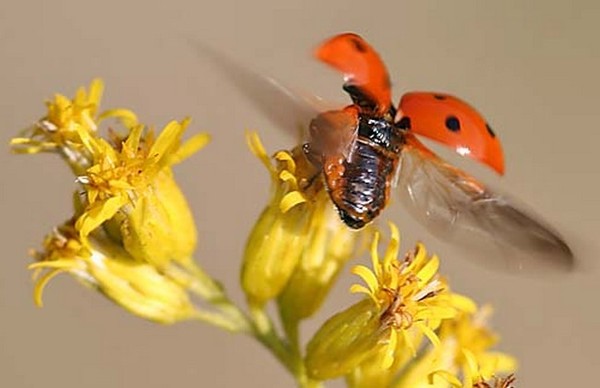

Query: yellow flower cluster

[29,220,199,324]
[242,132,365,318]
[241,134,516,387]
[12,80,518,387]
[304,224,516,387]
[12,80,218,324]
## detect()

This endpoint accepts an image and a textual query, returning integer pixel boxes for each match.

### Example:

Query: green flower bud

[305,299,389,380]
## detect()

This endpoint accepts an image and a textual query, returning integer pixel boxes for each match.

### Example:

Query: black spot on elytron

[486,123,496,138]
[350,37,367,53]
[445,116,461,132]
[397,116,411,130]
[433,94,447,100]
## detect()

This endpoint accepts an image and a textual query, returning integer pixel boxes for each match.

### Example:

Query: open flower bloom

[12,80,223,319]
[74,118,210,269]
[305,223,475,381]
[10,79,210,270]
[242,132,363,309]
[29,220,201,324]
[10,79,137,175]
[406,306,518,388]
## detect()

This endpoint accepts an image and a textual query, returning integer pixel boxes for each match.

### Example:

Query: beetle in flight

[196,33,574,273]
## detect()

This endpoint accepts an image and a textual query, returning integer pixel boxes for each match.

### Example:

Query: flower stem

[187,262,322,387]
[191,309,244,332]
[249,305,323,388]
[249,305,296,373]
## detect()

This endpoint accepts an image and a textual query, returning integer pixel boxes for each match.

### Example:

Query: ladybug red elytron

[196,33,574,272]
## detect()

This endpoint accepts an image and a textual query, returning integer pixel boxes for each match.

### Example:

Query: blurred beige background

[1,1,599,387]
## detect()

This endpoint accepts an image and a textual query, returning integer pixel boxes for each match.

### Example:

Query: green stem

[250,305,323,388]
[249,305,296,374]
[297,376,324,388]
[279,308,301,357]
[280,312,308,384]
[185,262,322,387]
[191,309,244,332]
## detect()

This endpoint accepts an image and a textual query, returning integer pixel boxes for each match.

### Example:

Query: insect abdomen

[327,140,397,229]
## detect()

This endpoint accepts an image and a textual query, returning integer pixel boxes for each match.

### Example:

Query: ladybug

[197,33,574,272]
[310,33,505,229]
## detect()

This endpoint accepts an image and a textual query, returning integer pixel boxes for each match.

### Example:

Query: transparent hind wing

[189,39,335,140]
[397,135,574,273]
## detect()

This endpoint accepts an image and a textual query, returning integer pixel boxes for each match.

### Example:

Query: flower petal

[149,120,184,166]
[123,124,144,156]
[245,131,274,173]
[169,132,211,165]
[280,191,306,213]
[352,265,378,295]
[415,321,441,348]
[416,255,439,285]
[98,108,138,128]
[428,370,463,387]
[32,268,67,307]
[381,329,398,369]
[349,284,372,296]
[87,79,104,109]
[448,293,477,314]
[369,231,380,278]
[76,195,130,237]
[383,222,400,268]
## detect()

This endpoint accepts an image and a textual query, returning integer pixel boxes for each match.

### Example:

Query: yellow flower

[277,188,365,328]
[74,118,210,269]
[14,80,247,331]
[395,305,517,388]
[29,220,200,324]
[305,298,385,380]
[242,131,359,307]
[437,306,518,388]
[351,223,475,356]
[10,79,137,175]
[305,223,474,381]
